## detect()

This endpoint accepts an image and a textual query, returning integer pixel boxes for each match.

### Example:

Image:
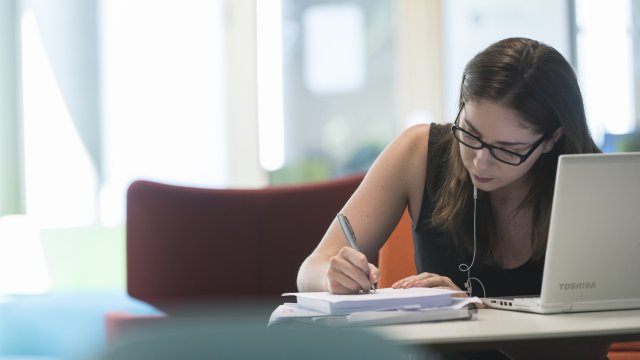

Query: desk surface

[370,308,640,351]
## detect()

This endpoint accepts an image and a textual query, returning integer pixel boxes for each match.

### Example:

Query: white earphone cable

[459,186,486,297]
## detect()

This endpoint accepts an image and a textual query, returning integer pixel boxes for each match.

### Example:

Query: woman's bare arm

[296,124,431,293]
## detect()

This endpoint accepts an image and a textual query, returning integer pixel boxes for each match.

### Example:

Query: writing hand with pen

[325,213,380,294]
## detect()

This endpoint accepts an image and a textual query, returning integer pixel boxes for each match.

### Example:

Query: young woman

[297,37,606,359]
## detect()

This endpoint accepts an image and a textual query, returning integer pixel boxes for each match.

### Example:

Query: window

[19,0,227,227]
[575,0,639,151]
[259,0,396,184]
[99,0,227,225]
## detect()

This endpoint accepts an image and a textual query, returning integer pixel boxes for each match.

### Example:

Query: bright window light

[0,215,50,294]
[21,10,97,227]
[256,0,285,172]
[576,0,635,141]
[303,4,365,95]
[100,0,226,225]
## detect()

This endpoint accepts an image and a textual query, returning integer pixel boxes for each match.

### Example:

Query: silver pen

[336,213,376,292]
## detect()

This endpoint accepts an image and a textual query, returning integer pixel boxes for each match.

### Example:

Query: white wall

[395,0,443,129]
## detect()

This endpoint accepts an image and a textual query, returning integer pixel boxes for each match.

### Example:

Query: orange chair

[609,342,640,360]
[377,209,415,288]
[377,208,640,358]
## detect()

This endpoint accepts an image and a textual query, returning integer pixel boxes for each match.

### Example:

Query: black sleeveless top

[412,123,543,297]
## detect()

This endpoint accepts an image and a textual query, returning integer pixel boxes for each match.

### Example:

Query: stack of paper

[270,287,481,327]
[283,287,456,315]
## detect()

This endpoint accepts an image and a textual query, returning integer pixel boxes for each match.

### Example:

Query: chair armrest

[608,341,640,360]
[105,311,166,344]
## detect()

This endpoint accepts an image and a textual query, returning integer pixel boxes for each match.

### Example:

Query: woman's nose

[473,147,493,168]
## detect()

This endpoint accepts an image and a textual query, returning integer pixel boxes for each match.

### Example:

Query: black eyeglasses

[451,104,549,166]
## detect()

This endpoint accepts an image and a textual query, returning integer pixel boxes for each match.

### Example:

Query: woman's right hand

[325,246,380,294]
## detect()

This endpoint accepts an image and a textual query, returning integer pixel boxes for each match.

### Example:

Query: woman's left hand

[392,272,488,308]
[392,272,466,297]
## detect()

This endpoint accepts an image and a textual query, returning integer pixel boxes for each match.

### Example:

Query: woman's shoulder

[395,123,430,149]
[398,122,449,141]
[386,124,430,172]
[375,122,448,188]
[394,122,450,157]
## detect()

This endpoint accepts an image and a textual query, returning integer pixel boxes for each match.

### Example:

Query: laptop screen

[539,152,640,311]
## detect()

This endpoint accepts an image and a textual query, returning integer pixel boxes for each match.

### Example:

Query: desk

[370,308,640,352]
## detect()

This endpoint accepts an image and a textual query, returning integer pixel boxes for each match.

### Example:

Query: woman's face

[458,100,549,193]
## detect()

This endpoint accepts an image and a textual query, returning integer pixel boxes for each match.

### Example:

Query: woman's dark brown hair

[431,37,600,262]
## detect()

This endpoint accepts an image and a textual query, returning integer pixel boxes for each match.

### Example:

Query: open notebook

[483,152,640,314]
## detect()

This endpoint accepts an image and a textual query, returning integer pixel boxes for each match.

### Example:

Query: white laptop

[483,152,640,314]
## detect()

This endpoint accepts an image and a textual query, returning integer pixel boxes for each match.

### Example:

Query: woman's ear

[542,127,565,153]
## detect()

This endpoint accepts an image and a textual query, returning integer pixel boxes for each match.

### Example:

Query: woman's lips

[473,174,493,183]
